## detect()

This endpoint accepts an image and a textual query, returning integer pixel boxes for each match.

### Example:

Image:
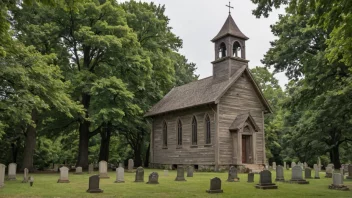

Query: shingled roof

[229,113,260,132]
[144,66,272,117]
[211,14,249,42]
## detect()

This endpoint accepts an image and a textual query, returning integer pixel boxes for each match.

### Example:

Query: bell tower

[211,12,249,82]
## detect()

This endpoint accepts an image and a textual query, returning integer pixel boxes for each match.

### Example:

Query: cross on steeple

[226,1,234,15]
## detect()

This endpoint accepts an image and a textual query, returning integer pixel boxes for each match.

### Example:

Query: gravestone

[255,170,278,189]
[275,165,285,181]
[54,164,59,172]
[147,172,159,184]
[175,166,186,181]
[272,162,276,170]
[318,157,321,171]
[22,168,29,183]
[247,173,254,183]
[86,175,103,193]
[206,177,223,193]
[328,173,349,191]
[99,161,109,179]
[325,167,333,178]
[305,168,312,179]
[0,164,5,188]
[7,163,17,180]
[343,164,348,175]
[119,163,124,168]
[304,162,308,169]
[88,163,94,174]
[298,162,303,170]
[340,168,344,184]
[187,166,194,177]
[134,167,144,182]
[115,166,125,183]
[128,159,134,172]
[75,167,83,174]
[289,166,309,184]
[314,165,320,179]
[164,170,169,176]
[291,162,296,168]
[57,166,70,183]
[284,162,286,170]
[226,166,239,182]
[346,164,352,179]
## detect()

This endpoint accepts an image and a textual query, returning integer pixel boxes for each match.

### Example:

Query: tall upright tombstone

[22,168,29,183]
[206,177,223,193]
[305,168,312,179]
[88,163,94,174]
[284,162,287,170]
[291,162,296,168]
[128,159,134,172]
[187,166,194,177]
[314,164,320,179]
[289,166,309,184]
[255,170,278,189]
[346,164,352,179]
[86,175,103,193]
[317,157,321,171]
[7,163,17,180]
[147,172,159,184]
[0,164,5,188]
[275,165,285,181]
[134,167,144,182]
[175,166,186,181]
[57,166,70,183]
[99,161,109,179]
[115,166,125,183]
[272,162,276,170]
[247,173,254,183]
[227,166,239,182]
[328,173,349,191]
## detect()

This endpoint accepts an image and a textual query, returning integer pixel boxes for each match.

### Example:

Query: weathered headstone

[0,164,6,188]
[187,166,194,177]
[128,159,134,172]
[325,167,333,178]
[22,168,29,183]
[318,157,321,171]
[134,167,144,182]
[175,166,186,181]
[206,177,223,193]
[147,172,159,184]
[291,162,296,168]
[88,163,94,174]
[340,168,344,184]
[328,173,349,191]
[255,170,278,189]
[226,166,239,182]
[343,164,348,175]
[57,166,70,183]
[272,162,276,170]
[115,166,125,183]
[284,162,287,170]
[75,167,83,174]
[305,168,312,179]
[289,166,309,184]
[99,161,109,179]
[346,164,352,179]
[298,162,303,170]
[275,165,285,182]
[86,175,103,193]
[304,162,308,169]
[54,164,59,172]
[164,170,169,176]
[247,173,254,183]
[314,165,320,179]
[7,163,17,180]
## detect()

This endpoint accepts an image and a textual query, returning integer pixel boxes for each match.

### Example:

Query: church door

[242,136,247,163]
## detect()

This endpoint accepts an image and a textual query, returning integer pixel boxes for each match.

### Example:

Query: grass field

[0,169,351,197]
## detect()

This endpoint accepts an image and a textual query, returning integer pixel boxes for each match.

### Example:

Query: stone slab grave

[291,162,296,169]
[88,163,94,174]
[115,166,125,183]
[187,166,194,177]
[275,165,285,182]
[305,168,312,179]
[314,164,320,179]
[128,159,134,173]
[304,162,308,169]
[134,167,144,182]
[22,168,29,183]
[147,172,159,184]
[255,170,278,190]
[175,166,186,181]
[288,166,309,184]
[75,167,83,174]
[57,166,70,183]
[227,166,239,182]
[86,175,103,193]
[206,177,223,193]
[325,166,333,178]
[164,170,168,176]
[0,164,6,188]
[7,163,17,180]
[247,173,254,183]
[99,161,109,179]
[272,162,276,170]
[347,164,352,179]
[328,173,349,191]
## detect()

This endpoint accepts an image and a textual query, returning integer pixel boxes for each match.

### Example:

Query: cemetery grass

[0,169,351,198]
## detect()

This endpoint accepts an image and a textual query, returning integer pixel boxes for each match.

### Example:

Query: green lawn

[0,169,351,197]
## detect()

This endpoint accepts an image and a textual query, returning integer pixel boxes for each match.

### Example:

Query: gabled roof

[211,14,249,42]
[229,113,260,132]
[144,65,272,117]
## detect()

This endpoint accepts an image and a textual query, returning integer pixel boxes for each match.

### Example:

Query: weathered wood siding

[218,72,265,165]
[151,105,216,165]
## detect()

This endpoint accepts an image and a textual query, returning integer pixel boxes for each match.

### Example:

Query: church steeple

[212,14,249,42]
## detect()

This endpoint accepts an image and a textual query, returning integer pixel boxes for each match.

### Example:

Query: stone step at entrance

[243,164,265,173]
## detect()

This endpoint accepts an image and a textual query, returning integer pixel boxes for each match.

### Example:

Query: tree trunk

[76,93,91,169]
[331,146,341,169]
[22,110,37,171]
[11,142,18,163]
[134,145,143,167]
[99,122,111,162]
[144,143,150,167]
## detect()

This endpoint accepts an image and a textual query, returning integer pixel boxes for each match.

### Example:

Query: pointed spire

[212,14,249,42]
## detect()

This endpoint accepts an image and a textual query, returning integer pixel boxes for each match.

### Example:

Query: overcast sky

[120,0,288,88]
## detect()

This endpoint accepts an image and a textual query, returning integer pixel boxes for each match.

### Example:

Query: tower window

[163,121,167,147]
[177,119,182,146]
[233,41,242,58]
[205,115,211,144]
[219,42,227,58]
[192,116,197,145]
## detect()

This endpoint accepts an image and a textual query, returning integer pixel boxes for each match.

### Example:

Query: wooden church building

[145,13,272,171]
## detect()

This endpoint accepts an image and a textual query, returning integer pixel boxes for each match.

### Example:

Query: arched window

[192,116,197,145]
[233,41,242,58]
[219,42,227,58]
[163,121,167,147]
[205,115,211,144]
[177,119,182,146]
